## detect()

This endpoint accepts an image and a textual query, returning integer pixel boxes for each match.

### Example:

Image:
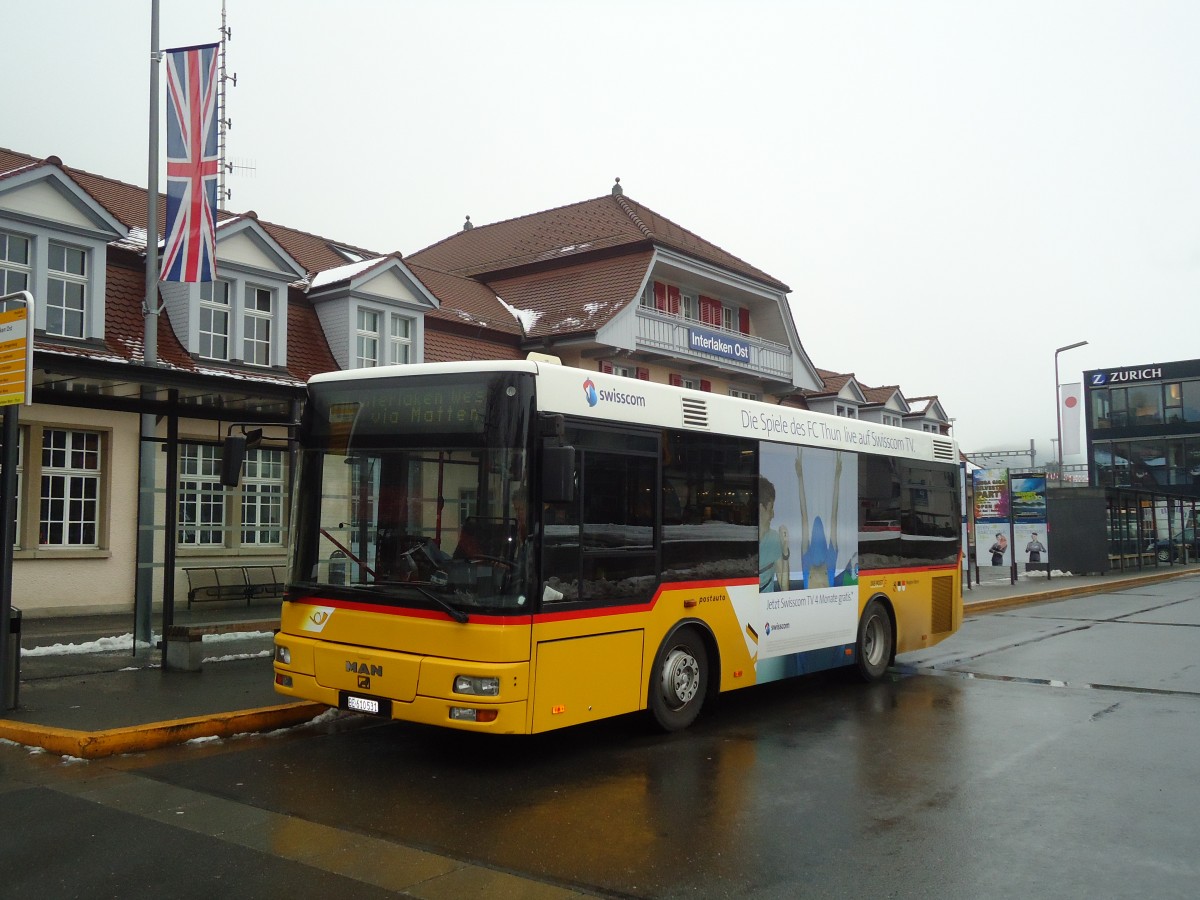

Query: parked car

[1148,527,1200,563]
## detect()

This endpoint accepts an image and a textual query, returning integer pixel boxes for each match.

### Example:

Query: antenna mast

[217,0,236,209]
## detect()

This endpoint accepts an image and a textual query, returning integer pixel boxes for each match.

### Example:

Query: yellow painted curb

[964,568,1199,614]
[0,702,326,759]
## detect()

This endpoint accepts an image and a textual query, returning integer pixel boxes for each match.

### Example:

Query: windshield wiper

[374,580,469,624]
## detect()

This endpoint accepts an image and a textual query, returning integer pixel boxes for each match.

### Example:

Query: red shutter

[600,360,613,374]
[667,285,681,315]
[636,367,650,381]
[653,281,667,312]
[669,374,683,387]
[738,306,750,334]
[700,379,712,392]
[699,295,721,326]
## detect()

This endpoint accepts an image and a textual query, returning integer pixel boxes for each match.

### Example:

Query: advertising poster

[754,443,859,683]
[973,468,1011,572]
[1011,474,1048,571]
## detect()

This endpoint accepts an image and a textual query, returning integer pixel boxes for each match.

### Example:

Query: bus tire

[854,598,894,682]
[649,627,708,731]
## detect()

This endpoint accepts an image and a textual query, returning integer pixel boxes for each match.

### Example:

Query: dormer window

[46,241,88,338]
[356,308,380,367]
[389,314,412,364]
[332,245,367,263]
[243,286,273,366]
[199,280,231,360]
[0,231,30,293]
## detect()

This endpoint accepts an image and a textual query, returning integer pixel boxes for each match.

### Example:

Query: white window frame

[681,294,698,321]
[356,308,380,368]
[45,240,88,339]
[729,388,760,401]
[243,286,274,366]
[39,428,101,549]
[0,229,31,296]
[241,448,285,546]
[389,313,412,364]
[1,426,23,548]
[179,444,226,546]
[458,488,478,529]
[199,280,231,360]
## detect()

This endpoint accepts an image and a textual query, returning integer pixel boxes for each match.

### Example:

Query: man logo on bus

[582,378,599,407]
[764,622,771,636]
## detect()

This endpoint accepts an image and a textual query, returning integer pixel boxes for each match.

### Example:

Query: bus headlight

[275,645,291,665]
[453,674,500,696]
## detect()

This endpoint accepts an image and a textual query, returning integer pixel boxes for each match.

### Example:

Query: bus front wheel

[649,628,709,731]
[854,599,894,682]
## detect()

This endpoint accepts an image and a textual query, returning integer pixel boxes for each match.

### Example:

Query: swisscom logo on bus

[581,378,647,410]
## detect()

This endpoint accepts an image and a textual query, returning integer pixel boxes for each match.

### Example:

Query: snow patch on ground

[22,631,274,657]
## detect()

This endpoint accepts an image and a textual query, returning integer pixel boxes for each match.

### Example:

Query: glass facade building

[1085,358,1200,496]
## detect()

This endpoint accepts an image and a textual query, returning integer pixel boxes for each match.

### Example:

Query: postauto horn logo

[582,378,599,407]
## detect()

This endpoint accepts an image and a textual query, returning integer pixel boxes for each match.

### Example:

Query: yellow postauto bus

[270,360,962,733]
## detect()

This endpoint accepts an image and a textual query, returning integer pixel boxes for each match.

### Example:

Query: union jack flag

[161,43,220,283]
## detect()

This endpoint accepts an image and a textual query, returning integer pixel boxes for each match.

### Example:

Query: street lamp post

[1055,340,1089,476]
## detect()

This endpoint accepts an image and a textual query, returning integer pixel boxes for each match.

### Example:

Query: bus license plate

[340,692,391,717]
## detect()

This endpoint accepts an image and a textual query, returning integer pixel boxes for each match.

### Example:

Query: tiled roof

[801,368,853,397]
[286,292,339,381]
[407,264,523,335]
[424,328,521,363]
[0,148,387,383]
[485,251,654,340]
[408,192,789,291]
[0,147,378,278]
[861,384,903,406]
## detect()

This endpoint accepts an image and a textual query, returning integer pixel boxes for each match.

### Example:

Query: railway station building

[1,146,950,619]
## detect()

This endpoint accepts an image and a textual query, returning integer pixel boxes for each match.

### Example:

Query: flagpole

[136,0,162,646]
[144,0,160,366]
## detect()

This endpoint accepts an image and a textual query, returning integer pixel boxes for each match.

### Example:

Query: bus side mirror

[220,435,247,487]
[542,445,576,503]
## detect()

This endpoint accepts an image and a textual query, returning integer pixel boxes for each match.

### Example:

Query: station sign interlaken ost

[0,304,30,407]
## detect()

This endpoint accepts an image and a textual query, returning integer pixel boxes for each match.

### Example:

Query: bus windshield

[289,372,535,618]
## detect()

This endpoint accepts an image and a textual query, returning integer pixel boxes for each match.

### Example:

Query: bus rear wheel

[649,628,708,731]
[854,599,894,682]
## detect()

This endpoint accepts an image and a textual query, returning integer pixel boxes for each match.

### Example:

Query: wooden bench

[183,565,286,608]
[1107,552,1157,570]
[164,618,279,671]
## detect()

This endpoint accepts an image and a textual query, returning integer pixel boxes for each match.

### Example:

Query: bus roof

[308,360,958,465]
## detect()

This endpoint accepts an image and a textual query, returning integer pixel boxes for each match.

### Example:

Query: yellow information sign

[0,305,30,407]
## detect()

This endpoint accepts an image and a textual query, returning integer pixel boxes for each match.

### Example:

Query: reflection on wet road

[32,578,1200,898]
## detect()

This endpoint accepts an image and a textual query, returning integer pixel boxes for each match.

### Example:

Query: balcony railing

[635,307,792,381]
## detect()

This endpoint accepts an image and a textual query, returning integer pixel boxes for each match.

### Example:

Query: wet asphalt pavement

[3,574,1200,898]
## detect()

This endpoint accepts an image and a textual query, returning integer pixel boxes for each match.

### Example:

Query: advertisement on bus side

[743,443,859,682]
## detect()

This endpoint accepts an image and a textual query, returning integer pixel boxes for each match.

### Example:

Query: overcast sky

[7,1,1200,463]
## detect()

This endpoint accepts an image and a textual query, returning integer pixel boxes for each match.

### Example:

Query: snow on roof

[495,294,541,335]
[308,256,388,289]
